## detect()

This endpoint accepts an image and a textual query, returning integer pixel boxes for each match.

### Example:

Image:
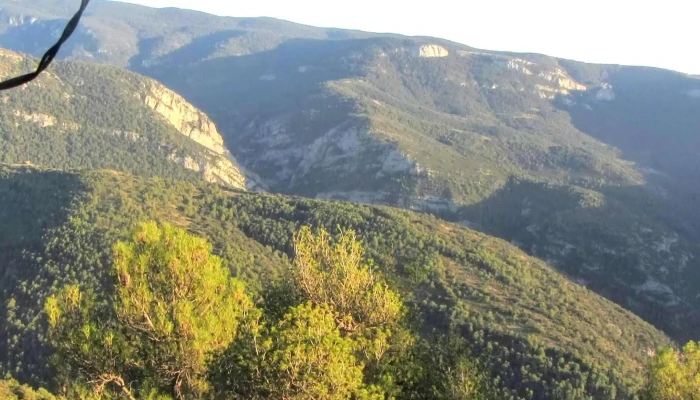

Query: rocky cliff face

[233,115,429,199]
[410,44,449,58]
[141,81,259,190]
[11,111,56,127]
[0,48,256,191]
[461,51,589,99]
[142,82,227,155]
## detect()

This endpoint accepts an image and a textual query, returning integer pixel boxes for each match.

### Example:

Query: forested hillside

[0,48,252,189]
[0,1,699,398]
[2,0,699,343]
[157,36,700,342]
[0,164,673,399]
[0,378,57,399]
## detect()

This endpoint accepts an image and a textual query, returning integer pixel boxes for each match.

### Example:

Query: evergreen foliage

[0,166,674,399]
[0,51,217,186]
[46,222,255,399]
[641,341,700,400]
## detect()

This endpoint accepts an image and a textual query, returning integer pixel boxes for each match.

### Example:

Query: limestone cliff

[410,44,449,58]
[460,51,587,99]
[166,153,257,190]
[142,82,227,155]
[140,81,259,190]
[11,111,56,127]
[538,68,587,92]
[235,116,426,197]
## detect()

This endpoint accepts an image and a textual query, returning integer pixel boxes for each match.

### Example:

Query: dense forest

[0,2,699,398]
[145,34,700,344]
[0,164,694,399]
[0,49,244,188]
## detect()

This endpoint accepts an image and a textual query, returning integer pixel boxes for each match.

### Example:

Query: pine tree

[641,341,700,400]
[46,222,255,399]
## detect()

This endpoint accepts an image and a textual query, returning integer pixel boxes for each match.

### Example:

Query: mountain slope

[0,0,380,69]
[0,48,255,189]
[0,378,57,399]
[0,164,671,399]
[154,37,700,341]
[2,0,700,342]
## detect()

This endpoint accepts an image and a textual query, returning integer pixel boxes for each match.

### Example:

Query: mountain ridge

[152,35,700,341]
[1,0,699,344]
[0,164,673,399]
[0,47,257,189]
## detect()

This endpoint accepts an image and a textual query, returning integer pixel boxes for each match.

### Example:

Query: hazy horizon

[110,0,699,75]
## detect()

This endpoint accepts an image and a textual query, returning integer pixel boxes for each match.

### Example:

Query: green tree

[0,378,59,400]
[46,222,255,399]
[211,226,406,399]
[292,226,403,332]
[445,359,485,399]
[45,285,137,399]
[292,226,411,392]
[641,341,700,400]
[211,303,368,400]
[391,333,488,400]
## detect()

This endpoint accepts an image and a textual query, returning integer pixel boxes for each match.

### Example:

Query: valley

[0,0,698,398]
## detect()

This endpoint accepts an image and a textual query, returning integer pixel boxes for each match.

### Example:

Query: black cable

[0,0,91,91]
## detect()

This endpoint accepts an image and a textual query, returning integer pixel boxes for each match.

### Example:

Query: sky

[114,0,699,74]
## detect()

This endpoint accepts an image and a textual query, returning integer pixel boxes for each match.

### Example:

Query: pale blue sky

[114,0,699,74]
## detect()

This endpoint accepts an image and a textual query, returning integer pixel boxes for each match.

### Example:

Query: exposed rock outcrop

[539,68,587,92]
[168,153,255,190]
[12,111,56,127]
[142,82,227,155]
[236,117,426,194]
[504,59,534,75]
[410,44,449,58]
[596,83,615,101]
[6,15,38,26]
[496,57,536,75]
[141,81,257,190]
[467,52,587,97]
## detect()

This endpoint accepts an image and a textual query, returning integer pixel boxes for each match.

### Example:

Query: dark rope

[0,0,91,91]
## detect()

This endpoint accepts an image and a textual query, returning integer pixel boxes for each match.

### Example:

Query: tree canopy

[0,166,676,399]
[46,222,492,399]
[46,222,255,399]
[641,341,700,400]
